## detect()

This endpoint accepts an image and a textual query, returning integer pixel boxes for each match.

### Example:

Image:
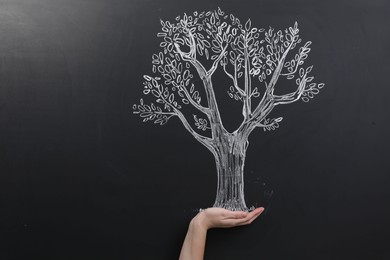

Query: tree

[133,8,325,211]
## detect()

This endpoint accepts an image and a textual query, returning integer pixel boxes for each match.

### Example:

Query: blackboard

[1,0,389,259]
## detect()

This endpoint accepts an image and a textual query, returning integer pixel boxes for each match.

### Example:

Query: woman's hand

[179,207,265,260]
[193,207,265,231]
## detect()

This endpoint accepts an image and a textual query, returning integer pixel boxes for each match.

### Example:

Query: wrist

[191,211,209,232]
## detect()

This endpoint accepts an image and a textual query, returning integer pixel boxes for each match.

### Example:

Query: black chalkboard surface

[1,0,389,259]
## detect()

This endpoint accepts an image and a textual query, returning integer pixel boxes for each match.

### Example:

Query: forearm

[179,214,208,260]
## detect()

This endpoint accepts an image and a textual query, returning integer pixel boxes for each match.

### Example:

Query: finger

[236,207,262,220]
[236,207,265,226]
[251,207,265,215]
[221,218,248,227]
[246,212,261,224]
[224,210,248,220]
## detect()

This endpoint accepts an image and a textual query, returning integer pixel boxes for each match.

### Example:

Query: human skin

[179,207,265,260]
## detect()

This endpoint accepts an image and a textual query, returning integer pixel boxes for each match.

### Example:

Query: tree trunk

[213,136,249,211]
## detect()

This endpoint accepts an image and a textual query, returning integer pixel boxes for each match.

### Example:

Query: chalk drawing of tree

[133,8,324,211]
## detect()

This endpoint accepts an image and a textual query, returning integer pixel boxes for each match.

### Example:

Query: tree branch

[243,46,251,119]
[235,92,275,137]
[266,41,294,95]
[163,61,210,115]
[248,40,295,124]
[254,117,282,130]
[222,61,245,96]
[157,91,214,150]
[154,111,176,116]
[274,74,307,105]
[174,108,215,152]
[207,45,228,76]
[174,43,208,79]
[179,83,210,115]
